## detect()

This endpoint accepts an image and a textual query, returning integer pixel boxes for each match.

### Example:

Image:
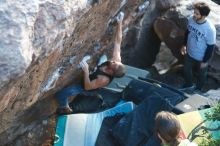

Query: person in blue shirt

[181,2,216,91]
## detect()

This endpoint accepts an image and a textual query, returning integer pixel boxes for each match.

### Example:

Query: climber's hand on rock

[80,61,89,73]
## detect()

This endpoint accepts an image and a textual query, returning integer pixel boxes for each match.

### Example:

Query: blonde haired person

[155,111,197,146]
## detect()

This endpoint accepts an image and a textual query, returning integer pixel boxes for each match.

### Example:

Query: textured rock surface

[122,0,162,68]
[154,9,187,63]
[0,0,88,89]
[0,1,90,144]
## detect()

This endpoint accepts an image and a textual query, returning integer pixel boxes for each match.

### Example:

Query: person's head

[103,61,126,78]
[155,111,181,146]
[193,2,210,21]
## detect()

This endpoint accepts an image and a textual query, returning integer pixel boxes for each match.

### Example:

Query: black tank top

[89,62,114,83]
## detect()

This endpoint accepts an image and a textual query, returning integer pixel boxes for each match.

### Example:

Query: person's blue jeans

[55,84,84,108]
[183,54,208,90]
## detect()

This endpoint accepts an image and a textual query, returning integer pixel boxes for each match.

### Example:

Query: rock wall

[121,0,162,68]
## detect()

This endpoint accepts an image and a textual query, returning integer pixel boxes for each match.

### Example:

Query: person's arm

[201,22,216,68]
[203,44,215,62]
[200,44,215,68]
[80,61,109,90]
[111,21,122,62]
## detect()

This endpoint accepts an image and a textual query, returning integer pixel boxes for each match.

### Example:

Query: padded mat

[54,102,135,146]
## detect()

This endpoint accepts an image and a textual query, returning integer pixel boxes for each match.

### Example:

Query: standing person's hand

[180,46,187,55]
[200,62,208,69]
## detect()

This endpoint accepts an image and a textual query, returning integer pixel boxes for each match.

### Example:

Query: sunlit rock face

[0,0,149,145]
[0,0,89,111]
[0,0,88,89]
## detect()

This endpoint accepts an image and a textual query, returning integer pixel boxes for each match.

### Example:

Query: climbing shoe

[56,107,73,115]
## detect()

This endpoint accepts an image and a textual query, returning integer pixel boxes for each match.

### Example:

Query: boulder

[154,9,187,62]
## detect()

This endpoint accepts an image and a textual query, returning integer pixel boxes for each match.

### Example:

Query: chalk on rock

[138,1,150,12]
[98,54,108,66]
[116,11,124,23]
[82,55,91,63]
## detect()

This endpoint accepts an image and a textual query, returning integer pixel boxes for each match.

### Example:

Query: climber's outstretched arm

[111,13,124,62]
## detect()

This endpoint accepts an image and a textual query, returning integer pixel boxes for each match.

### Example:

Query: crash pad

[177,108,220,144]
[54,102,135,146]
[106,65,150,91]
